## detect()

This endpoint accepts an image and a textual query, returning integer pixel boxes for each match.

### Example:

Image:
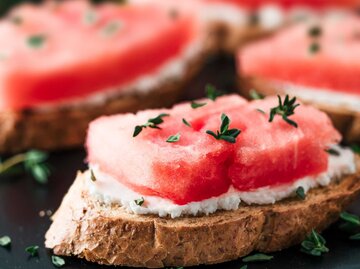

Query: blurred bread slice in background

[238,13,360,143]
[0,0,209,153]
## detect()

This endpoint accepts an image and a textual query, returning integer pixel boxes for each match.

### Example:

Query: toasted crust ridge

[45,167,360,268]
[239,77,360,143]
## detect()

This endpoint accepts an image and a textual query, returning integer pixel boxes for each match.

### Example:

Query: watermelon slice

[239,15,360,95]
[0,0,199,110]
[87,94,340,205]
[227,97,340,190]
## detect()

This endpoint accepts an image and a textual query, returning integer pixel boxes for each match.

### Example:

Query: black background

[0,55,360,269]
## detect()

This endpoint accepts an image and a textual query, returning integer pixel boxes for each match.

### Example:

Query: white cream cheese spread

[273,81,360,113]
[85,145,356,218]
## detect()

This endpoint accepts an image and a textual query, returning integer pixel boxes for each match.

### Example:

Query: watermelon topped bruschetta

[129,0,359,53]
[46,94,360,268]
[0,0,206,153]
[238,13,360,142]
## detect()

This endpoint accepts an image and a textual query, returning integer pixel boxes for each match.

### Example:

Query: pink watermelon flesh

[0,0,198,110]
[87,95,341,205]
[239,15,360,95]
[227,97,340,190]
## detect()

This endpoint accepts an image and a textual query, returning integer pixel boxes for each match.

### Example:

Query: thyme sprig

[0,150,50,184]
[182,118,192,127]
[133,113,169,137]
[166,133,180,143]
[0,236,11,247]
[269,95,300,128]
[308,25,322,54]
[205,84,224,101]
[351,144,360,155]
[52,255,65,267]
[242,253,273,262]
[27,35,46,49]
[339,211,360,239]
[25,245,39,257]
[134,197,145,206]
[206,114,241,144]
[191,101,207,109]
[295,186,306,200]
[249,89,264,100]
[300,229,329,256]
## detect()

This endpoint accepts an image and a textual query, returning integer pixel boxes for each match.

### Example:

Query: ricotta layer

[272,81,360,113]
[86,145,356,219]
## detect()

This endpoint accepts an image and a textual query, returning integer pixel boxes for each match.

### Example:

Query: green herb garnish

[83,10,98,25]
[240,265,248,269]
[340,211,360,226]
[350,233,360,240]
[191,101,207,109]
[351,144,360,155]
[25,245,39,257]
[242,253,273,262]
[249,89,264,100]
[27,35,46,49]
[269,95,300,128]
[308,26,322,37]
[205,84,224,101]
[133,113,169,137]
[0,150,50,184]
[90,169,96,182]
[0,236,11,247]
[135,197,144,206]
[166,133,180,143]
[206,114,241,144]
[339,211,360,233]
[309,42,320,54]
[52,255,65,267]
[296,186,306,200]
[182,118,192,127]
[325,148,340,156]
[102,20,123,36]
[300,229,329,256]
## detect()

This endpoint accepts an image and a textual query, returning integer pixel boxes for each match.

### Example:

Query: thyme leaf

[206,114,241,144]
[269,95,300,128]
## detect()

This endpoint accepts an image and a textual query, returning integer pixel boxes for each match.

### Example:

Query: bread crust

[45,164,360,268]
[239,77,360,143]
[0,52,206,154]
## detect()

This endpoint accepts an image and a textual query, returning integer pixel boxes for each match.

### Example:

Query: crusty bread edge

[239,77,360,143]
[45,159,360,268]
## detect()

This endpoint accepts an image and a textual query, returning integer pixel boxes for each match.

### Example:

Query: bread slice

[45,159,360,268]
[239,77,360,144]
[0,52,206,154]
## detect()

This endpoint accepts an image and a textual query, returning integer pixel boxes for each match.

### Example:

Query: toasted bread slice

[45,159,360,268]
[0,52,206,154]
[239,77,360,144]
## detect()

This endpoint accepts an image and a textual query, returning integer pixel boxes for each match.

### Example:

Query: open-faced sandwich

[0,0,206,153]
[130,0,359,53]
[238,13,360,143]
[45,93,360,268]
